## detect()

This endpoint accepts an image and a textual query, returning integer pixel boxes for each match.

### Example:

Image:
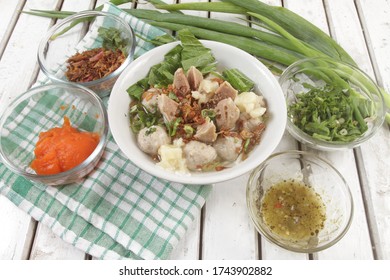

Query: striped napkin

[0,3,211,260]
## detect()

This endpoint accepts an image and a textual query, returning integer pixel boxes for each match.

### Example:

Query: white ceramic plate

[108,41,286,184]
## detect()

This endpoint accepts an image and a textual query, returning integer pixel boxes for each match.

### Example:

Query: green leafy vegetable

[127,29,217,97]
[147,44,183,87]
[168,91,179,102]
[178,29,216,73]
[98,26,128,55]
[127,78,148,101]
[129,104,163,133]
[148,34,176,46]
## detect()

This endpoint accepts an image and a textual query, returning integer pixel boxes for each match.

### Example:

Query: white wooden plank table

[0,0,389,260]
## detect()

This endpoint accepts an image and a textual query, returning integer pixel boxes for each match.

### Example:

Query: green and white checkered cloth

[0,3,211,260]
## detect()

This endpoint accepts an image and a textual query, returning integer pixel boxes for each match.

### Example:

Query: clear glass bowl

[38,10,136,97]
[0,83,108,185]
[247,151,353,253]
[279,57,385,151]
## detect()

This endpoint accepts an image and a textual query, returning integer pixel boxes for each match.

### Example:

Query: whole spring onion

[150,0,390,125]
[153,1,246,14]
[156,0,355,65]
[222,69,254,92]
[145,21,304,66]
[23,0,390,124]
[127,10,287,47]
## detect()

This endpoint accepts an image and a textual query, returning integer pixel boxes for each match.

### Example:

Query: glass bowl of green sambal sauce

[246,151,353,253]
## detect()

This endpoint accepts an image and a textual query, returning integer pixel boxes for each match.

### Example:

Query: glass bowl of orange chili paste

[0,83,108,185]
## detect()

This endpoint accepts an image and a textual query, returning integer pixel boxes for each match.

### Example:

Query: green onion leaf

[201,109,216,120]
[167,117,182,137]
[222,68,254,92]
[184,125,194,137]
[288,85,371,142]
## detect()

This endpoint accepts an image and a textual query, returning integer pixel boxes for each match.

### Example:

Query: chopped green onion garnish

[201,109,216,120]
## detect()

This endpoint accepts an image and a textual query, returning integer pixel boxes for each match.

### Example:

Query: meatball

[173,68,190,95]
[213,136,243,162]
[239,112,263,132]
[194,119,217,143]
[137,126,170,156]
[141,88,160,113]
[187,66,203,91]
[183,141,217,171]
[212,81,238,103]
[215,98,240,130]
[158,94,179,122]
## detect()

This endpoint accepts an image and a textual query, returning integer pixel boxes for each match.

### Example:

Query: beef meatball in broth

[183,141,217,171]
[141,88,160,113]
[187,66,203,91]
[213,136,243,162]
[215,98,240,130]
[194,118,217,143]
[137,126,170,156]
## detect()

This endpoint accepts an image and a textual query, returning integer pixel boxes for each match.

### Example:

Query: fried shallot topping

[65,48,125,83]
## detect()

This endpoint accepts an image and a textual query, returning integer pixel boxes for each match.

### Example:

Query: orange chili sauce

[30,116,100,175]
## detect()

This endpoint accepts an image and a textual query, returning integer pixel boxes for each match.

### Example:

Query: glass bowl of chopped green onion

[279,57,385,150]
[246,150,353,253]
[38,10,136,97]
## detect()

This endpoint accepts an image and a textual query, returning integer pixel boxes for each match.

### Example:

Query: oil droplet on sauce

[260,179,326,241]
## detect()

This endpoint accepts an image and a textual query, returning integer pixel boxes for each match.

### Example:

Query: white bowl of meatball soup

[108,39,286,185]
